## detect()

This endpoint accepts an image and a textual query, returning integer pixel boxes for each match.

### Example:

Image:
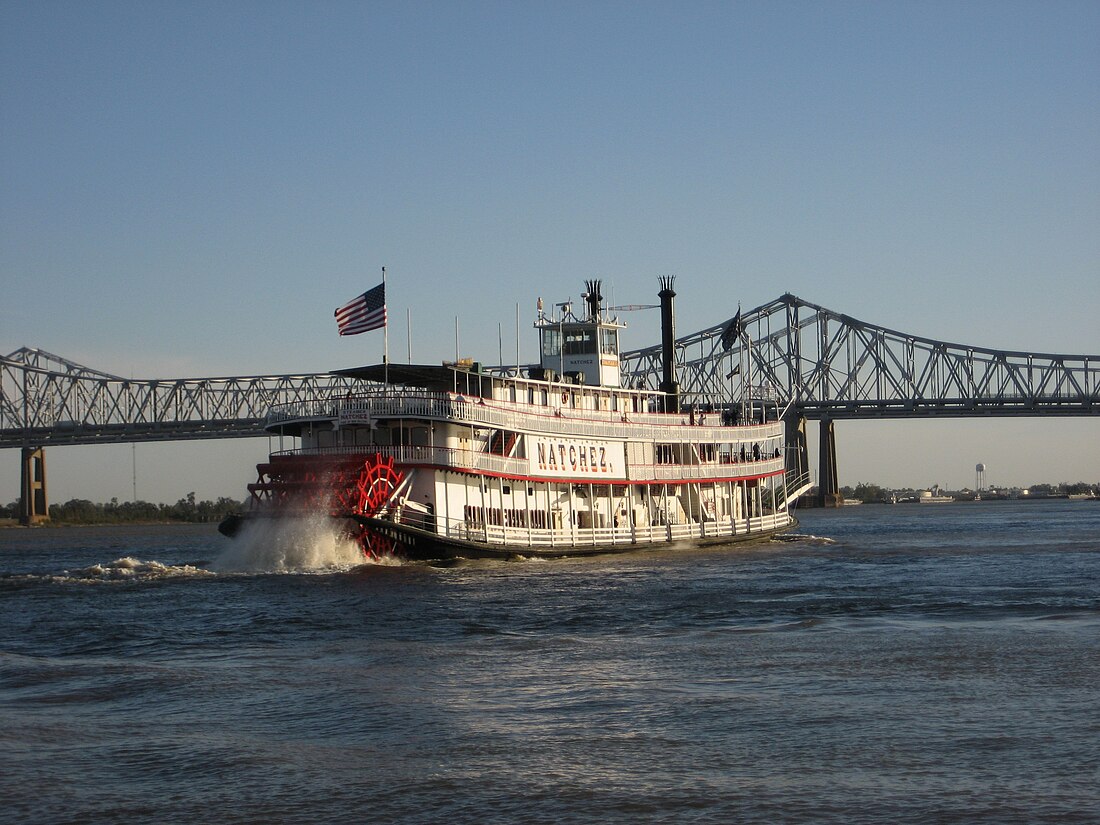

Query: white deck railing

[420,508,793,550]
[270,443,786,483]
[267,391,783,445]
[271,444,528,477]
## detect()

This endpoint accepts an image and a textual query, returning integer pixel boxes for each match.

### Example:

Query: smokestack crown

[584,279,603,321]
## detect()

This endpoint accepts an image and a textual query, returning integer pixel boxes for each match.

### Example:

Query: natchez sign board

[528,437,626,480]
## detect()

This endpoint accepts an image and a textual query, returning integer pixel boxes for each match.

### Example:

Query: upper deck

[264,385,787,484]
[265,373,783,446]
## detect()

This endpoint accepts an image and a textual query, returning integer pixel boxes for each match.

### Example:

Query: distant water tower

[976,463,986,492]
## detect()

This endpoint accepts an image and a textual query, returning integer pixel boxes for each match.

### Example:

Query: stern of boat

[233,452,410,559]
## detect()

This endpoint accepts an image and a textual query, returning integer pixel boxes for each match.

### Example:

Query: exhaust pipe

[584,279,602,321]
[658,275,679,413]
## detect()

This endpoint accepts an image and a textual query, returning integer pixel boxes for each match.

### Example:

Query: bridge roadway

[4,294,1098,519]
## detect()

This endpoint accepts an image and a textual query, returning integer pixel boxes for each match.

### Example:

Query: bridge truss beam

[620,293,1099,419]
[1,347,358,448]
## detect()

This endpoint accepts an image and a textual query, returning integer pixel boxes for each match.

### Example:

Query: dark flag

[720,307,742,350]
[335,282,387,335]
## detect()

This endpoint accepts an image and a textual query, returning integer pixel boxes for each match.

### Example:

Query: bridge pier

[818,418,843,508]
[19,446,49,525]
[784,413,808,480]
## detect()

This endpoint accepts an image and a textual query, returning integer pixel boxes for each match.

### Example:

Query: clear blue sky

[2,1,1098,504]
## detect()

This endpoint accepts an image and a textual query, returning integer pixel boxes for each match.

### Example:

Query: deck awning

[333,363,488,393]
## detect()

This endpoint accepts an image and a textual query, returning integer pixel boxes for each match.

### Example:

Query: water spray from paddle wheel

[247,453,406,558]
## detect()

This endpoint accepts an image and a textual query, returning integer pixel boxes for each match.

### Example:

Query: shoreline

[0,519,219,529]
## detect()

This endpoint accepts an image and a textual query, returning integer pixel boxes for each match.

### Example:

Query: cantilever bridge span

[623,293,1098,419]
[3,293,1098,520]
[619,293,1098,505]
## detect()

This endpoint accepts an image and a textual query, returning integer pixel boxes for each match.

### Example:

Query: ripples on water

[1,501,1098,824]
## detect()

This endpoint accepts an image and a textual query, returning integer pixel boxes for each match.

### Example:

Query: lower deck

[364,509,797,560]
[390,465,800,554]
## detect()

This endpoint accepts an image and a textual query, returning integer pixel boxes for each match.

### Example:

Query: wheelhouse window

[541,328,561,358]
[563,329,596,355]
[600,327,618,355]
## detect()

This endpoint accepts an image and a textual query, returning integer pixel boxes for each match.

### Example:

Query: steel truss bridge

[1,347,359,447]
[619,292,1098,505]
[4,293,1098,519]
[621,293,1098,418]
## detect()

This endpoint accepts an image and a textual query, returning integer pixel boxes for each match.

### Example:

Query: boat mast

[382,266,389,389]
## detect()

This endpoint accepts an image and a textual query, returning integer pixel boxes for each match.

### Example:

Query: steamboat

[220,278,811,560]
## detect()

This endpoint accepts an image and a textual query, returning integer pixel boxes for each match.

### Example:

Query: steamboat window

[600,328,618,355]
[563,329,596,356]
[656,444,676,464]
[541,328,561,358]
[393,425,429,447]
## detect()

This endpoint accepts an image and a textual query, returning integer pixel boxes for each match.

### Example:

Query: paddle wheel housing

[247,453,405,558]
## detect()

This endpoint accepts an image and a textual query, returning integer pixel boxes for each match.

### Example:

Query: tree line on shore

[837,481,1098,504]
[0,493,244,524]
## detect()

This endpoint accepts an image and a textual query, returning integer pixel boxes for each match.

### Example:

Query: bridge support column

[20,446,49,525]
[784,412,808,479]
[818,419,843,508]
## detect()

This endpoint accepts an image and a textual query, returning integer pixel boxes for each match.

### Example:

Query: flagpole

[407,307,412,364]
[382,266,389,389]
[745,319,753,423]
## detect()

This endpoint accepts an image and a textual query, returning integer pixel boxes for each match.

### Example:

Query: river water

[2,500,1098,824]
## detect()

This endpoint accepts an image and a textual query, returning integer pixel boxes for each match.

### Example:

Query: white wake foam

[210,513,387,574]
[58,557,216,583]
[777,533,838,545]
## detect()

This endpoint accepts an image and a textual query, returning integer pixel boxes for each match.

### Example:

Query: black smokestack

[658,275,679,413]
[584,279,602,321]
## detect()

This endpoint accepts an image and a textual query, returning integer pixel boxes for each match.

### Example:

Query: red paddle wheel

[247,453,405,559]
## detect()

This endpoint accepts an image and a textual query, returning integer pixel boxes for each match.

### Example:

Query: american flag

[335,282,387,335]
